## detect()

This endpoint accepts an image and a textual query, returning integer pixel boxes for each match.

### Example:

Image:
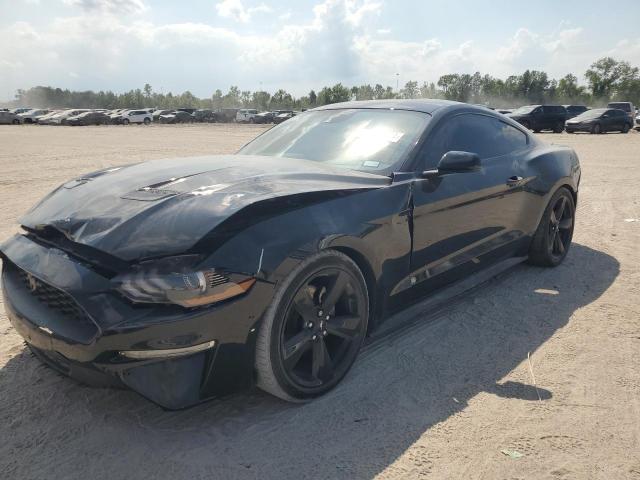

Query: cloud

[215,0,272,23]
[2,0,640,101]
[62,0,147,14]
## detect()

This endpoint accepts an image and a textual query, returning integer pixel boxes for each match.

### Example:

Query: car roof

[312,99,461,114]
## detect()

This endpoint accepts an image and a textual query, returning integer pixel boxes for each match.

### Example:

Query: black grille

[17,269,88,324]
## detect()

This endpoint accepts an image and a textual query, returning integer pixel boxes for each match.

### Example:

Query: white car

[17,109,50,124]
[48,109,91,125]
[121,109,153,125]
[236,109,259,123]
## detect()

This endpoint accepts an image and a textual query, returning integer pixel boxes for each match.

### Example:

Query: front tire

[622,123,630,133]
[527,187,575,267]
[591,123,601,134]
[144,117,151,125]
[123,119,130,125]
[255,250,369,402]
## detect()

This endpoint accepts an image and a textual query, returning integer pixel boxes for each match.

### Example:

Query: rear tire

[255,250,369,402]
[144,117,151,125]
[123,119,130,125]
[622,123,630,133]
[591,123,601,134]
[12,119,20,125]
[527,187,575,267]
[553,121,564,133]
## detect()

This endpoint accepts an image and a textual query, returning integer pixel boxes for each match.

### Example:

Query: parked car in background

[496,109,513,115]
[273,111,296,124]
[158,110,194,124]
[46,109,91,125]
[17,109,50,124]
[216,108,239,123]
[607,102,635,123]
[66,111,111,126]
[236,109,259,123]
[10,107,31,115]
[0,111,20,124]
[565,108,633,134]
[253,111,275,124]
[117,109,153,125]
[152,109,173,121]
[193,109,218,123]
[35,110,61,124]
[508,105,567,133]
[563,105,588,119]
[635,111,640,131]
[177,108,196,114]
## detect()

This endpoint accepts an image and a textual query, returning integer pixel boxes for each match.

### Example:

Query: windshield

[573,108,606,120]
[239,109,430,174]
[511,105,538,115]
[608,103,630,111]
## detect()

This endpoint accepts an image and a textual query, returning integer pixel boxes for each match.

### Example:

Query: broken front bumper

[0,234,274,409]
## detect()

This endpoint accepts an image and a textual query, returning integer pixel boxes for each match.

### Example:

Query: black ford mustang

[0,100,580,409]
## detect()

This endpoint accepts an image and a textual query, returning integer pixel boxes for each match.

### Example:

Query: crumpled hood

[20,155,389,261]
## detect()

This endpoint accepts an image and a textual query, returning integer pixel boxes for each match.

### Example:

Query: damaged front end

[1,154,391,408]
[0,232,275,409]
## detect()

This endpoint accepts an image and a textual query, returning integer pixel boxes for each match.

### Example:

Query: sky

[1,0,639,101]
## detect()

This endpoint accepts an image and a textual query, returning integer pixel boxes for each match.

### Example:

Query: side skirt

[365,256,527,346]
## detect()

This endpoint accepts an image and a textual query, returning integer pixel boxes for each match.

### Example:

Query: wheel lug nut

[322,330,328,336]
[318,310,324,317]
[325,315,330,320]
[307,322,314,328]
[312,334,317,341]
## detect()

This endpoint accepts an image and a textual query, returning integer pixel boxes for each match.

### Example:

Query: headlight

[113,255,256,307]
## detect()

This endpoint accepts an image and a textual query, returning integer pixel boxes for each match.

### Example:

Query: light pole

[396,73,399,93]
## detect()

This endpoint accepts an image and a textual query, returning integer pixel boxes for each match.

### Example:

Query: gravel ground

[0,124,638,480]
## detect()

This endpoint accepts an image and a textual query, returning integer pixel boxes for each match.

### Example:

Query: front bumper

[565,123,593,132]
[0,234,275,409]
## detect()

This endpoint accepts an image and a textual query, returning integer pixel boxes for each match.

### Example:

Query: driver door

[398,113,531,304]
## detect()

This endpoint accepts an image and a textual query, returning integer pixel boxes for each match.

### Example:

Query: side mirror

[421,151,481,178]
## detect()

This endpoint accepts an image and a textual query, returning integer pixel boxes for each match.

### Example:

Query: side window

[417,114,528,169]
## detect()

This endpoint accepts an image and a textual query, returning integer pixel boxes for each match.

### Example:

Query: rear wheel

[123,119,130,125]
[622,123,630,133]
[144,117,151,125]
[591,123,601,134]
[553,121,564,133]
[527,187,575,267]
[12,119,20,125]
[255,250,369,401]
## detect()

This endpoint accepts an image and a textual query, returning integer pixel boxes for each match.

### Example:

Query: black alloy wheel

[528,187,575,267]
[547,195,573,261]
[255,251,368,401]
[592,123,602,134]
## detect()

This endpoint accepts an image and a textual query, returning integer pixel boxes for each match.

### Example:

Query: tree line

[8,57,640,111]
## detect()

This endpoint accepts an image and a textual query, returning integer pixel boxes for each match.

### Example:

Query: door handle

[506,176,523,187]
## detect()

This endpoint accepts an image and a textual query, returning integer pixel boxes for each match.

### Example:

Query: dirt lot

[0,124,638,480]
